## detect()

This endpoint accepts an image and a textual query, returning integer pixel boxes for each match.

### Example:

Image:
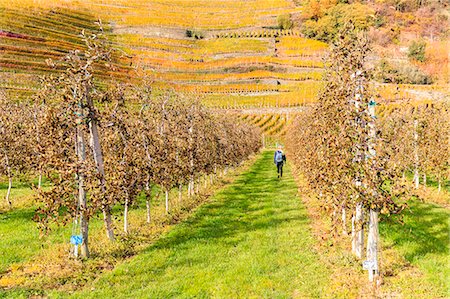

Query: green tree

[277,14,294,30]
[302,3,375,42]
[408,40,426,62]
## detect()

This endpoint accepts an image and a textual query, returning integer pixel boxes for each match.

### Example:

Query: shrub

[408,40,426,62]
[185,29,204,39]
[374,59,432,84]
[301,3,374,42]
[277,14,294,30]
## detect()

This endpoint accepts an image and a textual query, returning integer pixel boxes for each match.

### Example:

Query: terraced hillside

[239,112,291,138]
[0,6,134,99]
[0,0,325,108]
[1,0,447,109]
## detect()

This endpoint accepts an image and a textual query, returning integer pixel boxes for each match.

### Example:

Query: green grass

[0,181,34,210]
[0,208,104,275]
[380,200,450,297]
[62,151,330,298]
[0,179,60,273]
[405,172,450,193]
[3,152,446,298]
[0,206,102,298]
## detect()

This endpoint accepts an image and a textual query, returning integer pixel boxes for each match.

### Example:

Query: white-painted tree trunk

[352,203,364,259]
[413,120,420,189]
[367,209,379,282]
[38,172,42,189]
[33,107,43,190]
[124,195,129,233]
[76,125,89,258]
[165,190,169,214]
[438,177,441,193]
[6,173,12,208]
[188,178,192,197]
[3,153,12,207]
[145,182,151,223]
[423,173,426,187]
[196,178,199,194]
[342,206,347,235]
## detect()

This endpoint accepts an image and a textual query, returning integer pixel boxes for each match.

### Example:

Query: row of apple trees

[286,24,448,284]
[0,30,261,258]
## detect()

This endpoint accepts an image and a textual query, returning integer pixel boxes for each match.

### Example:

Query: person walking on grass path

[274,146,286,178]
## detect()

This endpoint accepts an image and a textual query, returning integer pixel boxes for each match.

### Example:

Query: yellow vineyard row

[137,56,324,71]
[146,70,323,82]
[1,0,296,29]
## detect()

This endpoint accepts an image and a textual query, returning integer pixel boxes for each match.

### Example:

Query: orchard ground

[0,151,449,298]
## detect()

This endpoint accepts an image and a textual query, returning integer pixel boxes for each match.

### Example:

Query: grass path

[65,151,330,298]
[380,200,450,297]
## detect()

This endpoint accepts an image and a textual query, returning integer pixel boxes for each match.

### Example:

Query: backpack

[275,150,283,163]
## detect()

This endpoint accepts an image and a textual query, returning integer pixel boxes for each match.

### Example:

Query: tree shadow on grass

[380,200,449,260]
[145,152,307,253]
[0,208,35,222]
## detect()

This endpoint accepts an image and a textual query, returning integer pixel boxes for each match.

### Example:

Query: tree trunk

[86,86,114,241]
[38,172,42,189]
[196,178,199,194]
[165,190,169,214]
[124,195,129,233]
[438,177,441,193]
[33,107,43,190]
[188,120,194,197]
[102,205,114,241]
[367,209,379,282]
[342,206,347,236]
[413,120,420,189]
[188,175,195,196]
[423,173,426,187]
[76,126,89,258]
[178,184,182,203]
[188,178,192,197]
[413,169,419,189]
[352,203,364,259]
[145,182,151,223]
[6,173,12,208]
[4,154,12,207]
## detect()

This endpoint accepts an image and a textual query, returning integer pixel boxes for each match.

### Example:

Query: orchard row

[0,31,262,258]
[286,25,449,283]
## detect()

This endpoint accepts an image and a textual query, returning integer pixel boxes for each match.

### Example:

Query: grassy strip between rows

[53,151,330,298]
[0,156,258,298]
[291,168,449,298]
[379,199,450,297]
[1,152,447,298]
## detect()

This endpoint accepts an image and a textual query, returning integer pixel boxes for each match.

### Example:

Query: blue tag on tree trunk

[70,235,83,245]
